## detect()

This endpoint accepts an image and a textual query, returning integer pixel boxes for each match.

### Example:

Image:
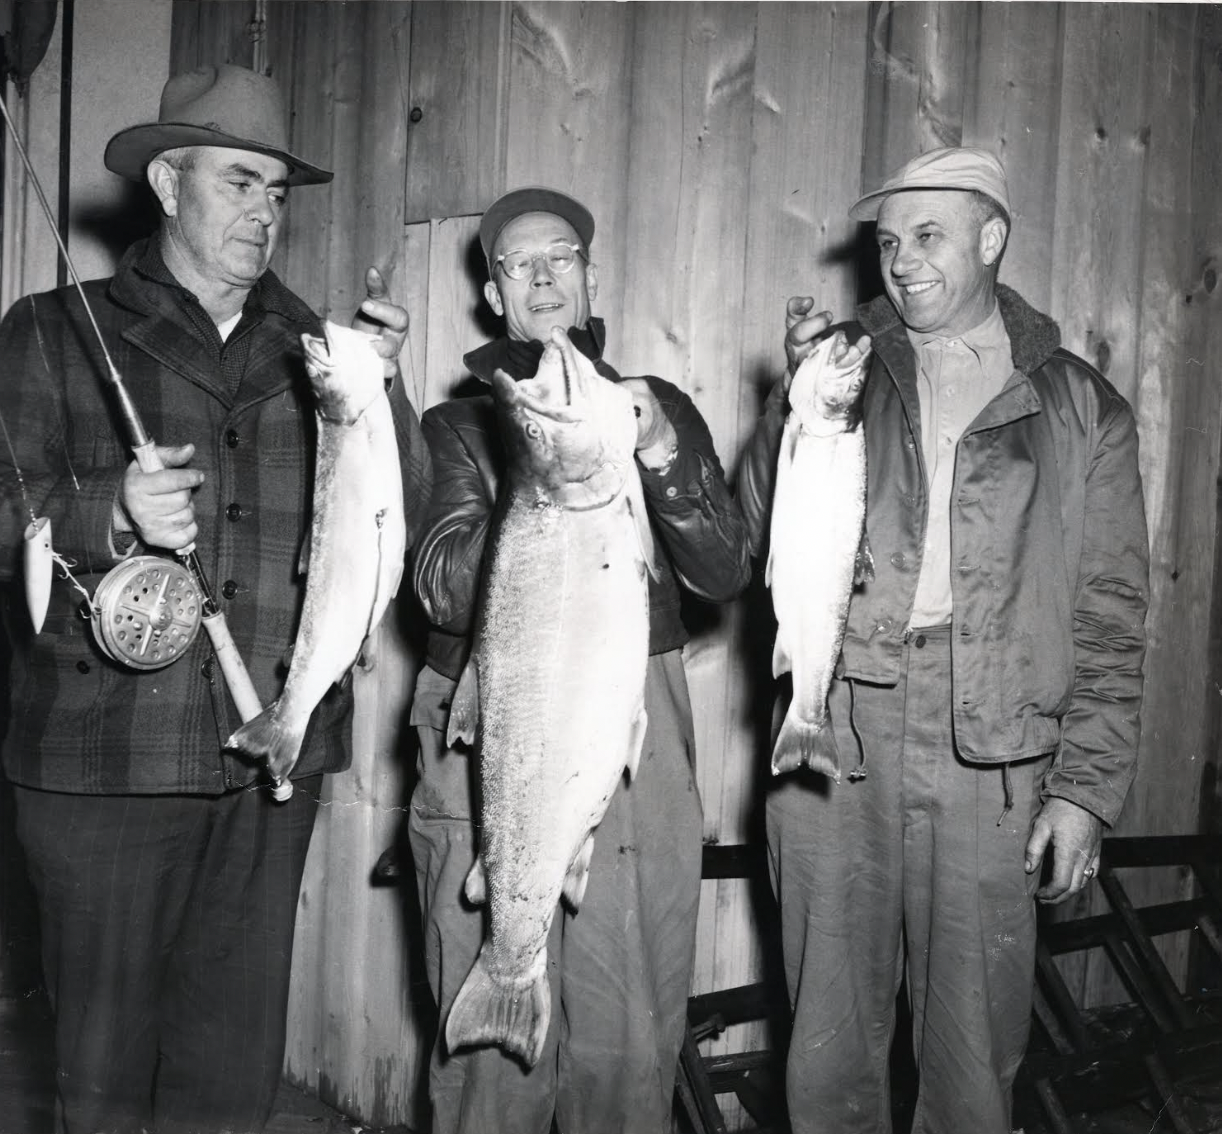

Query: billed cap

[849,146,1009,222]
[479,186,595,261]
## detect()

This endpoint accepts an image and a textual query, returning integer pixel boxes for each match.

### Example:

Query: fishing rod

[0,91,293,802]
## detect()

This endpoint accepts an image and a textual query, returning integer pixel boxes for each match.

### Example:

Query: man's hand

[618,378,678,471]
[1024,797,1103,904]
[114,443,203,551]
[352,266,408,382]
[785,297,833,381]
[783,297,870,391]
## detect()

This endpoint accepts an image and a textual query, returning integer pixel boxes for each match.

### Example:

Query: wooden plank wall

[165,3,1222,1126]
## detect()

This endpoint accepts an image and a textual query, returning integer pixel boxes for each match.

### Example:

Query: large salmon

[444,329,655,1068]
[767,330,871,780]
[226,321,405,790]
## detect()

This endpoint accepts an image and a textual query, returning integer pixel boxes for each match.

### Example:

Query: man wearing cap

[407,186,751,1134]
[0,64,430,1133]
[737,147,1148,1132]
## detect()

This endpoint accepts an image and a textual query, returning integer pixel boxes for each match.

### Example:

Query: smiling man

[737,148,1150,1133]
[0,64,430,1134]
[408,186,750,1134]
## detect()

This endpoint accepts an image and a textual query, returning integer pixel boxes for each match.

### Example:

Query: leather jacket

[412,319,751,680]
[737,286,1149,825]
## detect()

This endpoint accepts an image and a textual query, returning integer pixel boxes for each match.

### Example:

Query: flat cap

[849,146,1010,222]
[479,186,595,261]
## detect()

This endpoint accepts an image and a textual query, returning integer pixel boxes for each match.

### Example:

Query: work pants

[408,650,703,1134]
[766,627,1050,1134]
[14,778,321,1134]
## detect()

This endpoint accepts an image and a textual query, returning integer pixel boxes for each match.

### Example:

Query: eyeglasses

[493,242,585,281]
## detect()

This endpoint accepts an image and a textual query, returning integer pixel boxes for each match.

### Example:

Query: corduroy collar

[856,283,1062,376]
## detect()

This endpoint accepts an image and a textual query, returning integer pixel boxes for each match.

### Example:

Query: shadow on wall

[71,179,160,268]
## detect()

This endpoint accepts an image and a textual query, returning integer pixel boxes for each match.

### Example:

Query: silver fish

[444,330,655,1067]
[767,330,870,780]
[226,321,405,788]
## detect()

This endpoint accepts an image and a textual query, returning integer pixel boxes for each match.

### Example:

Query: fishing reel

[85,555,203,670]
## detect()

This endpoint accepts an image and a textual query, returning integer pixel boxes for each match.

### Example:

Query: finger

[1036,839,1079,903]
[364,266,389,301]
[1024,817,1051,875]
[787,312,833,347]
[156,519,199,551]
[143,469,205,497]
[785,296,816,328]
[153,442,196,469]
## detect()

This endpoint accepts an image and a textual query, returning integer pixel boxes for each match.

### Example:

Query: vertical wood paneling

[862,0,980,192]
[502,1,634,348]
[1049,3,1150,406]
[967,2,1064,313]
[168,0,256,76]
[403,0,508,223]
[143,2,1222,1123]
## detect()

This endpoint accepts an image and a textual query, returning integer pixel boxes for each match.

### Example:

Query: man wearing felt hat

[738,147,1149,1132]
[406,186,751,1133]
[0,63,430,1133]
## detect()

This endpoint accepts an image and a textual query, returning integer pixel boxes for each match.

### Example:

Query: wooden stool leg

[675,1023,729,1134]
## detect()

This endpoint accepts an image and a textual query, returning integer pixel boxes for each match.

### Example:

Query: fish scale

[767,331,870,781]
[443,332,653,1068]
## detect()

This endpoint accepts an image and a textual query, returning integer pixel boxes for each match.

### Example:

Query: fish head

[789,330,871,430]
[492,330,637,507]
[301,321,385,424]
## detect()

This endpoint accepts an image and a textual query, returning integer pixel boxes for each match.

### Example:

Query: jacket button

[225,429,241,448]
[201,657,214,678]
[226,503,244,522]
[221,580,238,599]
[913,634,927,649]
[76,660,90,674]
[890,552,906,569]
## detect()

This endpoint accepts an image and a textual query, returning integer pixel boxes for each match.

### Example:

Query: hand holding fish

[618,378,678,470]
[783,297,871,392]
[352,265,408,382]
[113,442,204,551]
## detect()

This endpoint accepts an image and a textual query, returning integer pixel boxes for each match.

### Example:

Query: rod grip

[202,612,293,803]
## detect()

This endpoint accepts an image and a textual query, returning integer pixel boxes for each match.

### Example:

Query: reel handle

[131,440,293,801]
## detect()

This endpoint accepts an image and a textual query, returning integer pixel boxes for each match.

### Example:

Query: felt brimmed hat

[104,64,332,187]
[479,187,595,261]
[849,146,1009,222]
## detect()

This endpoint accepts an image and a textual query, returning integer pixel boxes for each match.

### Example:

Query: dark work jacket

[0,239,431,794]
[737,285,1149,826]
[412,319,752,680]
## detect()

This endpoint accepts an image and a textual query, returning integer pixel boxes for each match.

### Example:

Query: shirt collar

[908,301,1009,360]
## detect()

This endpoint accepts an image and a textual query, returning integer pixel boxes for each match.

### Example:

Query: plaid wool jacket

[0,239,431,794]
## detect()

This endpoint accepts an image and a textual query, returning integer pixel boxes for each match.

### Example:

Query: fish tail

[225,701,306,786]
[771,707,841,782]
[445,950,550,1068]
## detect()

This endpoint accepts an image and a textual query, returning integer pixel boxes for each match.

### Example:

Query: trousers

[408,650,703,1134]
[766,627,1049,1134]
[14,778,320,1134]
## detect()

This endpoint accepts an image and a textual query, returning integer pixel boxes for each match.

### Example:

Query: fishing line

[0,90,287,798]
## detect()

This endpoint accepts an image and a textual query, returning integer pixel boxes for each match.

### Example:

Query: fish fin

[625,704,648,782]
[23,517,53,634]
[562,832,596,912]
[625,469,659,581]
[771,708,841,782]
[445,949,551,1068]
[854,529,875,587]
[447,658,480,748]
[771,631,792,678]
[464,855,487,906]
[225,701,306,787]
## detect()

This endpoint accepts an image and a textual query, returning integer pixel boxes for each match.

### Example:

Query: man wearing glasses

[407,186,751,1134]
